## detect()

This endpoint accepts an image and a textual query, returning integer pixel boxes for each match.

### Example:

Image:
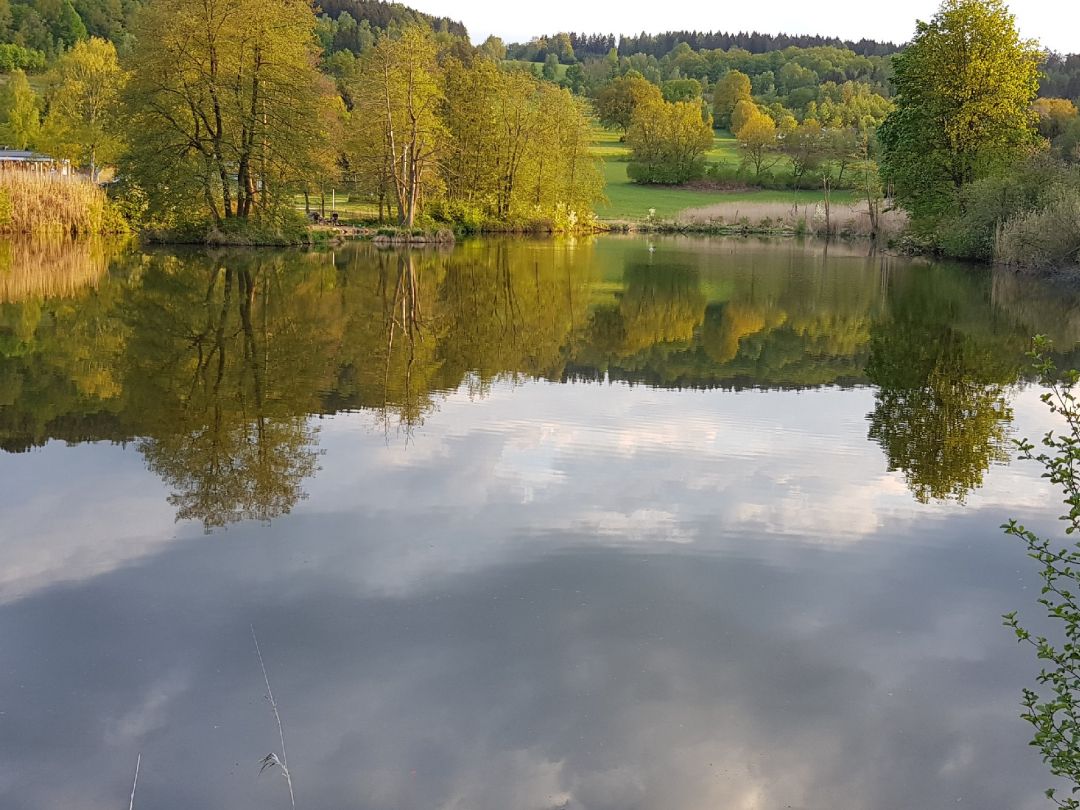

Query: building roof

[0,149,61,162]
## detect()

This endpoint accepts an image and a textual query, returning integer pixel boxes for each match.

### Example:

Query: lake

[1,235,1078,809]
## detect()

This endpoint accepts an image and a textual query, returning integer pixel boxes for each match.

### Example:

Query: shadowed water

[1,235,1078,809]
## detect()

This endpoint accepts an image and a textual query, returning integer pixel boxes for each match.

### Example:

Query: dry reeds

[0,236,111,303]
[0,171,110,236]
[674,200,907,240]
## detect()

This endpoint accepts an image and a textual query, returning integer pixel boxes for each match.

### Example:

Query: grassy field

[291,126,852,226]
[592,127,854,222]
[293,193,379,221]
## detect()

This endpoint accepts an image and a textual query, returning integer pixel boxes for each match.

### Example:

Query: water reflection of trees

[3,238,1080,523]
[121,252,330,531]
[866,268,1024,503]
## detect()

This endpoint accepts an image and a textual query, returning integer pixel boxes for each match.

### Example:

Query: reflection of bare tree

[377,251,432,438]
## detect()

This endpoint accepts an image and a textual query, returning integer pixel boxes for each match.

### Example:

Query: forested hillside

[0,0,466,61]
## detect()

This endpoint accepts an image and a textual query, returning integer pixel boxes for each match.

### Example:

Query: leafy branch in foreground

[1004,336,1080,809]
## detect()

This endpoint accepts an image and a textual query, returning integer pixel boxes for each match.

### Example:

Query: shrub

[996,188,1080,270]
[0,44,46,73]
[934,155,1076,261]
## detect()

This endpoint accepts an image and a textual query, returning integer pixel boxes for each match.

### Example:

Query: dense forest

[509,30,900,62]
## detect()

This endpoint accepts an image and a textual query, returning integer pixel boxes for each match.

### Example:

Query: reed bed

[673,200,907,239]
[0,236,111,303]
[0,171,111,236]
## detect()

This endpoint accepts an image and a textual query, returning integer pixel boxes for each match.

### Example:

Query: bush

[996,188,1080,270]
[0,44,46,73]
[627,158,707,185]
[933,155,1074,261]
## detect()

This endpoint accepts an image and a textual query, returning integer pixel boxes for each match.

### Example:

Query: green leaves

[1006,340,1080,806]
[880,0,1042,228]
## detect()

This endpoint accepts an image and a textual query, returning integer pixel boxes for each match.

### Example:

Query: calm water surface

[2,236,1080,809]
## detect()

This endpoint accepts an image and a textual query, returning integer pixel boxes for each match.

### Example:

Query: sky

[408,0,1080,54]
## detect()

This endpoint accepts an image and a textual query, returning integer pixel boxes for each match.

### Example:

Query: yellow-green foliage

[0,172,110,235]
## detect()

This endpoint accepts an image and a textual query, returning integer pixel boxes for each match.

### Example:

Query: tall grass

[0,172,116,236]
[673,200,907,239]
[0,236,111,303]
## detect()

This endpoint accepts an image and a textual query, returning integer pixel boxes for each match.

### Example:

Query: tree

[563,63,585,94]
[712,69,751,129]
[879,0,1043,225]
[542,52,560,82]
[41,37,124,181]
[1033,98,1079,141]
[735,109,779,178]
[123,0,338,227]
[477,35,506,62]
[0,68,40,149]
[661,78,702,103]
[626,96,714,184]
[439,57,601,225]
[349,26,444,227]
[729,98,757,135]
[595,73,662,132]
[821,126,859,183]
[779,119,826,188]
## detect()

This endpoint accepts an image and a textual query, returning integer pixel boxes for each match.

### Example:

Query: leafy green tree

[879,0,1043,226]
[123,0,338,227]
[477,34,506,62]
[595,73,662,132]
[0,43,46,72]
[712,69,751,129]
[661,78,702,103]
[437,57,601,225]
[41,37,125,180]
[1058,117,1080,163]
[349,26,444,227]
[779,119,826,188]
[0,68,39,149]
[542,52,560,81]
[563,63,585,94]
[626,96,714,184]
[735,108,779,178]
[729,98,757,135]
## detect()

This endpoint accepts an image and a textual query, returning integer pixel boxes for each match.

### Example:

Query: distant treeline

[1043,53,1080,100]
[0,0,468,61]
[617,31,900,59]
[316,0,467,39]
[507,30,901,62]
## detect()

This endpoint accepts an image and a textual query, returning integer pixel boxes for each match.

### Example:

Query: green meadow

[592,127,853,222]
